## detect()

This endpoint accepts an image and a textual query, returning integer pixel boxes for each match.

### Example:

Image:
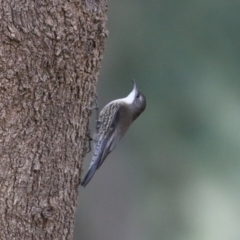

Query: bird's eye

[136,93,140,99]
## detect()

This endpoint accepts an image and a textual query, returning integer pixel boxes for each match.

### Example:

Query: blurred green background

[74,1,240,240]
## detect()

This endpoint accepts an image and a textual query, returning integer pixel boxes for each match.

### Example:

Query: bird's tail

[81,165,97,187]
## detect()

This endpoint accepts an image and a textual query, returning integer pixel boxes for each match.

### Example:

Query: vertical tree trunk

[0,0,107,239]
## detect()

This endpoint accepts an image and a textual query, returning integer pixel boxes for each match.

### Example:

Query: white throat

[109,86,137,105]
[120,89,136,104]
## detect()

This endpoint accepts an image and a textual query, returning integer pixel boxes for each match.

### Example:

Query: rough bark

[0,0,108,239]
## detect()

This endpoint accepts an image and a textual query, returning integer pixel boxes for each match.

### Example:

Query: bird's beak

[132,79,138,93]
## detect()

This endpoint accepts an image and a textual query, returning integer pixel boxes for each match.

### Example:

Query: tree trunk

[0,0,108,239]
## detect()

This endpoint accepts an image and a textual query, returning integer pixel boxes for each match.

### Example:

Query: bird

[81,80,146,187]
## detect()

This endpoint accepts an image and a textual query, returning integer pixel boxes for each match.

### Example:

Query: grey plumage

[81,80,146,187]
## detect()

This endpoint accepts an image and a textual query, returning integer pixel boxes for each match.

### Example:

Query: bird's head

[123,79,146,121]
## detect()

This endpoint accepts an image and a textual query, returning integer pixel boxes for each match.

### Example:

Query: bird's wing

[94,103,122,169]
[81,103,121,187]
